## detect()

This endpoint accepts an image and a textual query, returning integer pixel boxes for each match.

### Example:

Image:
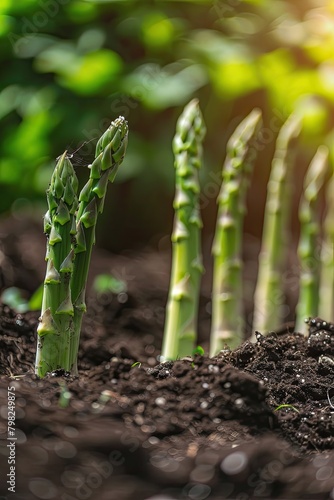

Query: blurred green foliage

[92,273,127,294]
[0,0,334,249]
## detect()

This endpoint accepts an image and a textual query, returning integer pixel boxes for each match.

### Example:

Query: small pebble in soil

[148,436,160,445]
[54,440,77,459]
[186,483,212,499]
[29,478,58,499]
[150,452,180,472]
[117,292,128,303]
[190,464,215,482]
[155,397,166,406]
[220,451,248,475]
[134,415,144,425]
[145,344,155,354]
[141,424,156,433]
[63,426,78,438]
[319,355,334,367]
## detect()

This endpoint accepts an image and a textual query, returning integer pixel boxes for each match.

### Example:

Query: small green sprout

[193,345,204,356]
[274,404,299,413]
[131,361,142,369]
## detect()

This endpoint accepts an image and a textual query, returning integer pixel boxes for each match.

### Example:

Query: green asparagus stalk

[318,167,334,322]
[35,152,79,377]
[210,109,262,356]
[295,145,328,335]
[251,115,300,339]
[161,99,206,360]
[69,116,128,373]
[36,117,128,378]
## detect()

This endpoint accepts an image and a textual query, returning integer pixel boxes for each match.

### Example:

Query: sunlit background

[0,0,333,252]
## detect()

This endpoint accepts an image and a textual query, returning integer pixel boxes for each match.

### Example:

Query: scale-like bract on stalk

[35,152,79,377]
[210,109,262,356]
[251,116,300,338]
[69,117,129,374]
[161,99,206,360]
[295,146,328,335]
[319,170,334,322]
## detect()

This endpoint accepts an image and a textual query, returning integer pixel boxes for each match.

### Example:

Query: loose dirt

[0,218,334,500]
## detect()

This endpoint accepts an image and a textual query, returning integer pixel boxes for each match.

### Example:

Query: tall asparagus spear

[69,116,128,373]
[251,115,300,338]
[36,117,128,378]
[318,170,334,322]
[161,99,206,360]
[295,146,328,335]
[35,152,79,377]
[210,109,262,356]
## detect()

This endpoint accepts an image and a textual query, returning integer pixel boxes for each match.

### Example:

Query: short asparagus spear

[318,170,334,322]
[161,99,206,360]
[69,116,128,373]
[35,152,79,377]
[295,146,328,335]
[210,109,262,356]
[251,115,300,338]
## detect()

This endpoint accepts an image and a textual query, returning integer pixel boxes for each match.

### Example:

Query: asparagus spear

[69,116,128,373]
[318,170,334,322]
[36,117,128,378]
[35,152,79,377]
[251,115,300,338]
[161,99,206,360]
[210,109,262,356]
[295,146,328,335]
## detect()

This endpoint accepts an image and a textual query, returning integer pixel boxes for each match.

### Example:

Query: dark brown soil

[0,218,334,500]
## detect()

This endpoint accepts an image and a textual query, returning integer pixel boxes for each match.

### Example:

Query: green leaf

[60,50,123,95]
[28,284,44,311]
[193,345,204,356]
[123,63,208,110]
[93,273,127,294]
[1,287,29,313]
[141,13,175,49]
